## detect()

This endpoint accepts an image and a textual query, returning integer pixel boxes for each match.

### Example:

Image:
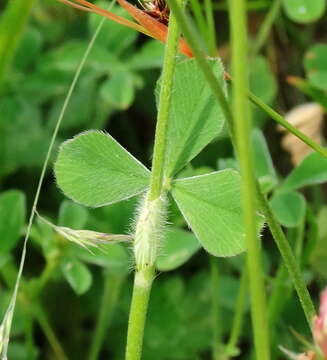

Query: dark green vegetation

[0,0,327,359]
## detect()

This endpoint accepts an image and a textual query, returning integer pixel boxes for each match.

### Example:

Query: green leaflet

[283,0,326,23]
[281,151,327,192]
[252,128,278,193]
[58,200,89,228]
[0,190,26,255]
[304,44,327,91]
[156,228,201,271]
[270,191,306,228]
[61,257,93,295]
[54,130,150,207]
[171,170,246,257]
[155,58,226,177]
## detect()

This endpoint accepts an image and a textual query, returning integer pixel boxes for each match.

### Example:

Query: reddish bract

[57,0,193,58]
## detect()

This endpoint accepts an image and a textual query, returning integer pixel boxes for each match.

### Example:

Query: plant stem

[226,269,247,357]
[125,4,181,359]
[251,0,282,57]
[204,0,217,56]
[247,91,327,159]
[32,303,69,360]
[125,267,155,360]
[229,0,270,358]
[167,0,315,329]
[210,256,222,360]
[89,272,125,360]
[257,188,315,326]
[0,0,37,90]
[148,0,182,200]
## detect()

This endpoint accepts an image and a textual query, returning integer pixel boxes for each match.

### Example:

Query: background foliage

[0,0,327,358]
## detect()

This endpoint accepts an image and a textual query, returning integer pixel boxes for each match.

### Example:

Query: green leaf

[58,200,89,229]
[310,206,327,278]
[304,44,327,91]
[74,244,129,273]
[156,59,226,177]
[100,72,135,110]
[156,228,201,271]
[252,128,278,193]
[171,170,246,257]
[61,258,92,295]
[250,56,277,104]
[54,131,150,207]
[283,0,326,23]
[0,190,26,255]
[281,151,327,191]
[128,40,164,70]
[270,191,306,228]
[88,3,137,54]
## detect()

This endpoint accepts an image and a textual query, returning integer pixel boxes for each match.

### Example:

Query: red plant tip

[313,287,327,358]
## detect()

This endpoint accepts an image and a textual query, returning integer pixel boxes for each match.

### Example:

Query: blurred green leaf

[310,206,327,278]
[61,257,92,295]
[128,40,164,70]
[58,200,89,229]
[270,191,306,228]
[250,56,277,104]
[74,244,129,273]
[281,151,327,191]
[100,72,135,110]
[0,190,25,255]
[171,170,246,257]
[156,59,226,177]
[88,3,137,54]
[47,74,98,130]
[13,27,42,72]
[156,228,201,271]
[304,44,327,91]
[252,128,278,193]
[283,0,326,23]
[55,131,150,207]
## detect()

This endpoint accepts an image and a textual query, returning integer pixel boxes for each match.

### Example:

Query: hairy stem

[257,188,315,326]
[125,4,181,357]
[148,0,182,200]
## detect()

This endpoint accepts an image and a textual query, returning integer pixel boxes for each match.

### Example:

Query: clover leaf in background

[0,190,26,256]
[283,0,326,24]
[304,44,327,91]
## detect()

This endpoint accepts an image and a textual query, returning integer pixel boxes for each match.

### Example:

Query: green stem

[125,4,181,359]
[229,1,270,358]
[251,0,282,56]
[225,270,247,358]
[0,0,37,90]
[89,272,125,360]
[210,256,222,360]
[167,0,315,330]
[125,267,155,360]
[257,188,315,326]
[189,0,209,52]
[148,1,182,200]
[204,0,217,56]
[32,303,69,360]
[247,91,327,159]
